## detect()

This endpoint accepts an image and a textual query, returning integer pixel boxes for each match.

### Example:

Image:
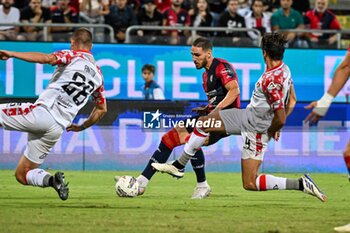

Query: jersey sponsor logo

[206,89,217,97]
[208,96,217,105]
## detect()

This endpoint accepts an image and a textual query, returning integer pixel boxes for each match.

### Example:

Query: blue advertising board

[0,100,348,173]
[0,42,349,102]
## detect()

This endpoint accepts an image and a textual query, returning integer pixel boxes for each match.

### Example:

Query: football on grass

[115,175,139,197]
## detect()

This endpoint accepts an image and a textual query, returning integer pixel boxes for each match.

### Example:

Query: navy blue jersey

[143,80,164,100]
[202,58,240,109]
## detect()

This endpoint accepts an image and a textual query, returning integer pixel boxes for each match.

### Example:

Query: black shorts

[185,116,229,146]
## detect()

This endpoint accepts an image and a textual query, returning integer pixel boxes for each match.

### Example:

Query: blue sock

[141,141,173,180]
[190,149,206,183]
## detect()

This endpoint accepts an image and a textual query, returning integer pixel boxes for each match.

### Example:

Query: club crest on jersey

[221,69,232,76]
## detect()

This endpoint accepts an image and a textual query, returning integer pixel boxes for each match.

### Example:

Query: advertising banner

[0,101,348,173]
[0,42,349,102]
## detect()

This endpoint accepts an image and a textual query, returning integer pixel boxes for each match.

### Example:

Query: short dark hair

[142,64,155,73]
[251,0,264,6]
[261,32,287,60]
[192,37,213,51]
[71,28,93,47]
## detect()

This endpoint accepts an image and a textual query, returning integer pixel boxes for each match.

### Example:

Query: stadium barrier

[125,26,350,49]
[278,28,350,49]
[0,22,115,42]
[125,25,261,46]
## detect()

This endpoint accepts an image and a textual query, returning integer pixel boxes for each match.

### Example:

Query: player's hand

[268,130,280,141]
[304,101,322,124]
[0,50,13,60]
[66,124,84,132]
[192,105,211,115]
[274,131,280,141]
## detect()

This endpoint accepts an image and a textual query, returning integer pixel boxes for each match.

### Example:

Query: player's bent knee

[242,181,258,191]
[14,167,31,185]
[161,128,182,150]
[14,170,27,185]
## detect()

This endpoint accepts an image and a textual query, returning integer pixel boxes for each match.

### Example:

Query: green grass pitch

[0,170,348,233]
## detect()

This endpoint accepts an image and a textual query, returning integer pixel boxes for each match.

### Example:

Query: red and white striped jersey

[246,62,293,132]
[35,50,105,128]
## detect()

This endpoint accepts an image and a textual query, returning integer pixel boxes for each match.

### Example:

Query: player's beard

[3,2,12,9]
[195,58,207,69]
[201,58,208,69]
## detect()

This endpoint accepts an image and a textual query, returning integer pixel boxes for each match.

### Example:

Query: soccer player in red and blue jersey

[133,37,240,199]
[153,33,327,202]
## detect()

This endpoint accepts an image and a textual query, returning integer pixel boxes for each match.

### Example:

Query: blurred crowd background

[0,0,349,48]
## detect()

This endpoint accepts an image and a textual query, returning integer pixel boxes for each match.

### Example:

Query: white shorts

[219,108,269,161]
[0,102,64,164]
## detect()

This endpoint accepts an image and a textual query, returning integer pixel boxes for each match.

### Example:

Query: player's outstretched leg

[15,156,69,201]
[242,159,326,202]
[152,127,209,177]
[190,149,211,199]
[334,223,350,232]
[137,128,182,194]
[254,173,326,202]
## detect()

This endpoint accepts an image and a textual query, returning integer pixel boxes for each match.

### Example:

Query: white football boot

[191,185,211,199]
[301,174,327,202]
[151,162,185,178]
[334,223,350,232]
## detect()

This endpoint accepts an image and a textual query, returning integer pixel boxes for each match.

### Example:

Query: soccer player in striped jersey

[133,37,241,199]
[0,28,107,201]
[152,32,327,202]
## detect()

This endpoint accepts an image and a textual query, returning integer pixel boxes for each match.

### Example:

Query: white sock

[26,169,51,187]
[256,174,286,191]
[136,175,149,188]
[184,128,208,156]
[197,180,209,188]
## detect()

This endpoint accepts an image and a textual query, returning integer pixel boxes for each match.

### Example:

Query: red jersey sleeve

[92,82,106,105]
[262,72,284,111]
[216,62,238,86]
[51,50,76,65]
